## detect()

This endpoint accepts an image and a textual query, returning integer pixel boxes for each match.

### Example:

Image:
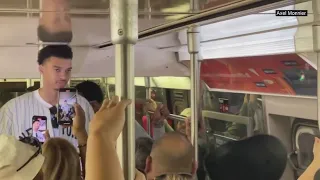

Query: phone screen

[32,116,47,143]
[57,88,77,125]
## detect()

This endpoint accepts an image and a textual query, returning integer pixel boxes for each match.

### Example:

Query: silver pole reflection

[187,25,200,161]
[110,0,138,179]
[313,0,320,129]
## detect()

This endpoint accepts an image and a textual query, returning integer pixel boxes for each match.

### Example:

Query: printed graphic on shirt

[62,126,75,138]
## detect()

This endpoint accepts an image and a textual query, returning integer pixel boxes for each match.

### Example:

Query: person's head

[37,25,73,43]
[75,81,104,113]
[32,120,40,131]
[151,90,156,100]
[38,0,72,43]
[0,135,44,180]
[38,45,73,91]
[41,138,81,180]
[136,137,154,172]
[205,134,287,180]
[145,132,196,180]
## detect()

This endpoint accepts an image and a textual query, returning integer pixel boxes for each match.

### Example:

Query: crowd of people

[0,0,318,176]
[0,45,319,180]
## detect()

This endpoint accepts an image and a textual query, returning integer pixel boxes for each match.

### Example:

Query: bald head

[145,132,194,179]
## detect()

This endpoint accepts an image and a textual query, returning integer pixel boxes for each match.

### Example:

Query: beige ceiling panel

[0,47,39,78]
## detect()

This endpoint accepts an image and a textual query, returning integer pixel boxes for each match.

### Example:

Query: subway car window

[290,118,319,179]
[0,91,15,108]
[203,90,263,144]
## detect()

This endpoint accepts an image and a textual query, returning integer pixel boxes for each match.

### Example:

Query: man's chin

[56,85,67,89]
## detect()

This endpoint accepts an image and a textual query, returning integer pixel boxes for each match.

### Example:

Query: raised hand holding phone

[72,103,87,145]
[57,88,77,126]
[89,96,132,143]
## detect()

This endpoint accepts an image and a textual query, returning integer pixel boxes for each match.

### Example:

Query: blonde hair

[41,138,81,180]
[155,174,194,180]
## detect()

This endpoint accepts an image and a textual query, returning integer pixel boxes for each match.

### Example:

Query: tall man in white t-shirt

[0,45,94,147]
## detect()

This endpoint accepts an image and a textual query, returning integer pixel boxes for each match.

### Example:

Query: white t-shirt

[0,90,94,147]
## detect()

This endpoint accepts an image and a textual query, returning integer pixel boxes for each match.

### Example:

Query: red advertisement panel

[201,54,317,96]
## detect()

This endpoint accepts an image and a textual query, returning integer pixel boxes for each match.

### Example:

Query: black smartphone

[57,88,77,125]
[32,116,47,143]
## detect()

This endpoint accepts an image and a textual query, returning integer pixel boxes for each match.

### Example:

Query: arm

[85,133,124,180]
[75,101,93,179]
[298,160,320,180]
[299,137,320,180]
[77,131,88,178]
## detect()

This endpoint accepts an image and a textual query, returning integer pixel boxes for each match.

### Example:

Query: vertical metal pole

[313,0,320,129]
[145,0,152,20]
[145,77,151,135]
[39,0,44,88]
[189,0,198,13]
[110,0,138,179]
[27,0,31,17]
[187,25,200,161]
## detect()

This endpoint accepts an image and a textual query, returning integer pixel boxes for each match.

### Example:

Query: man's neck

[39,87,58,105]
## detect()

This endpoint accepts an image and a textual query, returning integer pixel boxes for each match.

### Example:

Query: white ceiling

[0,16,188,78]
[0,0,315,79]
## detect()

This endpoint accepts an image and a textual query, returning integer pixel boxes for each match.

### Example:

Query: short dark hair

[205,135,287,180]
[32,119,40,124]
[75,81,104,104]
[37,45,73,65]
[37,25,73,43]
[135,137,153,171]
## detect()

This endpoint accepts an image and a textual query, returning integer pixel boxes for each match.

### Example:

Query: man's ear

[39,65,44,74]
[145,156,152,173]
[191,160,198,175]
